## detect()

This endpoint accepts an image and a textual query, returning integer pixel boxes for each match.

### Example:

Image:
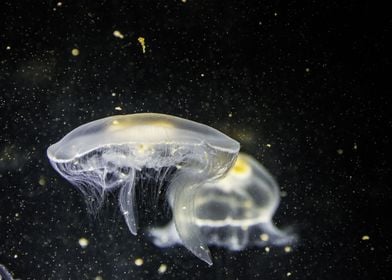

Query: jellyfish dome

[47,113,240,265]
[149,153,296,254]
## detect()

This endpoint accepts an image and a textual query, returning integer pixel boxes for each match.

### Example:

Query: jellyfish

[0,264,13,280]
[47,113,240,265]
[149,153,296,253]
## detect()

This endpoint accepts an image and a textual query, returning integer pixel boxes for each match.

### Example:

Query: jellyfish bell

[47,113,240,265]
[149,153,296,255]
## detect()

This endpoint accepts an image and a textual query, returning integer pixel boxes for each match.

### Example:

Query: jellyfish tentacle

[118,169,138,235]
[0,264,13,280]
[171,171,213,265]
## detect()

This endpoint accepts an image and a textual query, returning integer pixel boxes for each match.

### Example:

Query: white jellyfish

[47,113,240,265]
[149,153,296,254]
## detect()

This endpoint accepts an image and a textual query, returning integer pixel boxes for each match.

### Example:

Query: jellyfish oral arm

[0,264,13,280]
[171,172,213,265]
[118,169,137,235]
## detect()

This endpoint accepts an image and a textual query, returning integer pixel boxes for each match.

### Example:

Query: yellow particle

[284,246,292,253]
[95,277,103,280]
[137,37,146,53]
[78,237,89,248]
[112,120,119,125]
[38,176,46,186]
[157,263,167,274]
[260,233,269,242]
[362,235,370,241]
[134,258,144,266]
[113,30,124,39]
[71,48,80,56]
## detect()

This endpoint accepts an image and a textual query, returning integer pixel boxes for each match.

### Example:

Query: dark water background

[0,0,390,279]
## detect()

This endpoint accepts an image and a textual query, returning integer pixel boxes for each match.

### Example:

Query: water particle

[71,48,80,56]
[113,30,124,39]
[137,37,146,53]
[157,263,167,274]
[362,235,370,241]
[260,233,269,241]
[78,237,89,248]
[134,258,144,266]
[284,246,292,253]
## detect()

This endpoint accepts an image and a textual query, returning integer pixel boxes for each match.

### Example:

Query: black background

[0,0,390,279]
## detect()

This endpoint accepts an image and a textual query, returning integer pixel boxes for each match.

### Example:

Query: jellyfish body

[149,153,296,253]
[47,113,240,265]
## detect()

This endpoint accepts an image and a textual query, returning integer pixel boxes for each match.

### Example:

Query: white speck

[284,246,292,253]
[134,258,144,266]
[57,2,62,6]
[71,48,80,56]
[337,149,344,155]
[157,263,167,274]
[265,247,270,253]
[287,272,292,277]
[14,254,18,258]
[305,67,310,72]
[266,143,272,148]
[113,30,125,39]
[6,46,11,50]
[362,235,370,241]
[260,233,269,241]
[78,237,89,248]
[114,106,122,111]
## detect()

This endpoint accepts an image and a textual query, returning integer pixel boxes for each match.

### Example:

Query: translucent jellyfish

[47,113,240,265]
[0,264,13,280]
[149,153,296,255]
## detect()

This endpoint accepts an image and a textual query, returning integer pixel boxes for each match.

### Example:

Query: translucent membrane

[0,264,13,280]
[47,113,240,265]
[150,153,296,254]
